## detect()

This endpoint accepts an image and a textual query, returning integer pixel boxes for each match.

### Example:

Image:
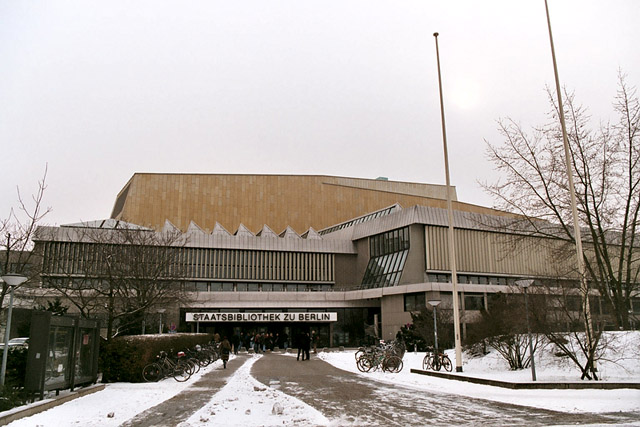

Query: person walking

[231,333,240,355]
[302,332,311,361]
[220,336,232,369]
[296,331,303,361]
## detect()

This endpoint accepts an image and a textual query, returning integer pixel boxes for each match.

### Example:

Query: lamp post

[516,279,536,381]
[157,309,166,334]
[428,299,442,358]
[1,274,28,386]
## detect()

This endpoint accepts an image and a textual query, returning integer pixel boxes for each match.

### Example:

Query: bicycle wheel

[422,354,433,371]
[433,355,442,371]
[198,353,212,367]
[356,355,369,372]
[392,358,403,373]
[188,358,200,374]
[142,363,162,382]
[441,355,452,372]
[172,361,191,382]
[382,355,403,373]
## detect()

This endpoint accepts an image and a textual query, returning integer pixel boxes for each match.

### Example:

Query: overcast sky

[1,0,638,227]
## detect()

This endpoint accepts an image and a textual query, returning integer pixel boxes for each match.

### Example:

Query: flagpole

[433,32,463,372]
[543,0,596,378]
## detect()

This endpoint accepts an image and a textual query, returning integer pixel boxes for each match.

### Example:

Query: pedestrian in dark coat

[231,334,240,355]
[220,336,232,369]
[296,332,303,361]
[302,332,311,361]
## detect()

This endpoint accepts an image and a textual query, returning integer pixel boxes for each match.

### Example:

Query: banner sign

[186,312,337,323]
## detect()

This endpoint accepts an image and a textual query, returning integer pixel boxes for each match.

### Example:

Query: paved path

[121,355,249,427]
[251,353,638,426]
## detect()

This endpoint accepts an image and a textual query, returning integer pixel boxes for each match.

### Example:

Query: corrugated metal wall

[425,226,577,277]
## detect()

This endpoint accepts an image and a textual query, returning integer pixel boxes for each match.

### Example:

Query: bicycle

[422,349,452,372]
[142,350,193,382]
[355,343,403,373]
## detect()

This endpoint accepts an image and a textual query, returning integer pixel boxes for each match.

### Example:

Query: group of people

[213,329,320,367]
[225,331,290,354]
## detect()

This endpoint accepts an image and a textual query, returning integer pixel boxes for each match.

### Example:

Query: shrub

[100,333,213,383]
[0,346,29,411]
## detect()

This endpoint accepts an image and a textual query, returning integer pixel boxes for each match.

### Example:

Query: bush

[100,333,213,383]
[0,346,29,411]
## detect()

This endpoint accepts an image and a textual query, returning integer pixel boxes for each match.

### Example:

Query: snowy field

[3,331,639,426]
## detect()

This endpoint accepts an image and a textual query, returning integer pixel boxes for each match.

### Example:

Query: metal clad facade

[425,225,578,278]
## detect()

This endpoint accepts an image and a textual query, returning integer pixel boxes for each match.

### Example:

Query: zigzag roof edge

[162,220,182,233]
[301,227,322,240]
[211,222,232,236]
[279,226,301,239]
[234,223,255,237]
[186,221,207,235]
[257,224,278,238]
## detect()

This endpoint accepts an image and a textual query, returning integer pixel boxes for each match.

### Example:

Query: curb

[0,384,106,426]
[410,369,640,390]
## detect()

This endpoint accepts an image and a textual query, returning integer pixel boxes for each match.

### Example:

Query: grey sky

[1,0,638,227]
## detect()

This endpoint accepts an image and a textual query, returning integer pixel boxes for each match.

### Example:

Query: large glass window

[361,227,410,288]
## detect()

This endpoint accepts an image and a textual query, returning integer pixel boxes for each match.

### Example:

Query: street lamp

[428,299,442,359]
[516,279,536,381]
[157,309,166,334]
[1,274,27,386]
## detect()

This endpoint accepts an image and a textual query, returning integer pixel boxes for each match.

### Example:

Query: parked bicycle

[142,350,193,382]
[422,348,452,372]
[355,340,404,373]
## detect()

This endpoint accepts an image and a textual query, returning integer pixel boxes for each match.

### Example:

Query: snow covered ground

[3,331,639,426]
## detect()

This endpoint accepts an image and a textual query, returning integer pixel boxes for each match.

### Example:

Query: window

[362,227,410,288]
[464,293,485,311]
[404,293,426,312]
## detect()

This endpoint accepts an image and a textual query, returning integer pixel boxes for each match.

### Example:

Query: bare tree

[465,292,544,370]
[1,167,51,309]
[526,281,607,380]
[36,221,191,341]
[483,73,640,330]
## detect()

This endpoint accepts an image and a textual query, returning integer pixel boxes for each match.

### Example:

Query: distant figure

[220,336,232,369]
[311,330,319,353]
[302,332,311,361]
[296,332,303,361]
[231,333,240,355]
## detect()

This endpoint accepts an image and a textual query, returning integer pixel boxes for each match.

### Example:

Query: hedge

[100,333,213,383]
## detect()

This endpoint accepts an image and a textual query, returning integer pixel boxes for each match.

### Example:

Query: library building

[33,174,615,347]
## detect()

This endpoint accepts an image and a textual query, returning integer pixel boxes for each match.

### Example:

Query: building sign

[186,312,338,323]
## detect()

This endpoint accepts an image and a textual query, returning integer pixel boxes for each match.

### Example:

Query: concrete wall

[380,294,412,342]
[334,254,359,288]
[399,224,427,285]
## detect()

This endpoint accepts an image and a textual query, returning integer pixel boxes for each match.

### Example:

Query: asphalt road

[251,353,638,426]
